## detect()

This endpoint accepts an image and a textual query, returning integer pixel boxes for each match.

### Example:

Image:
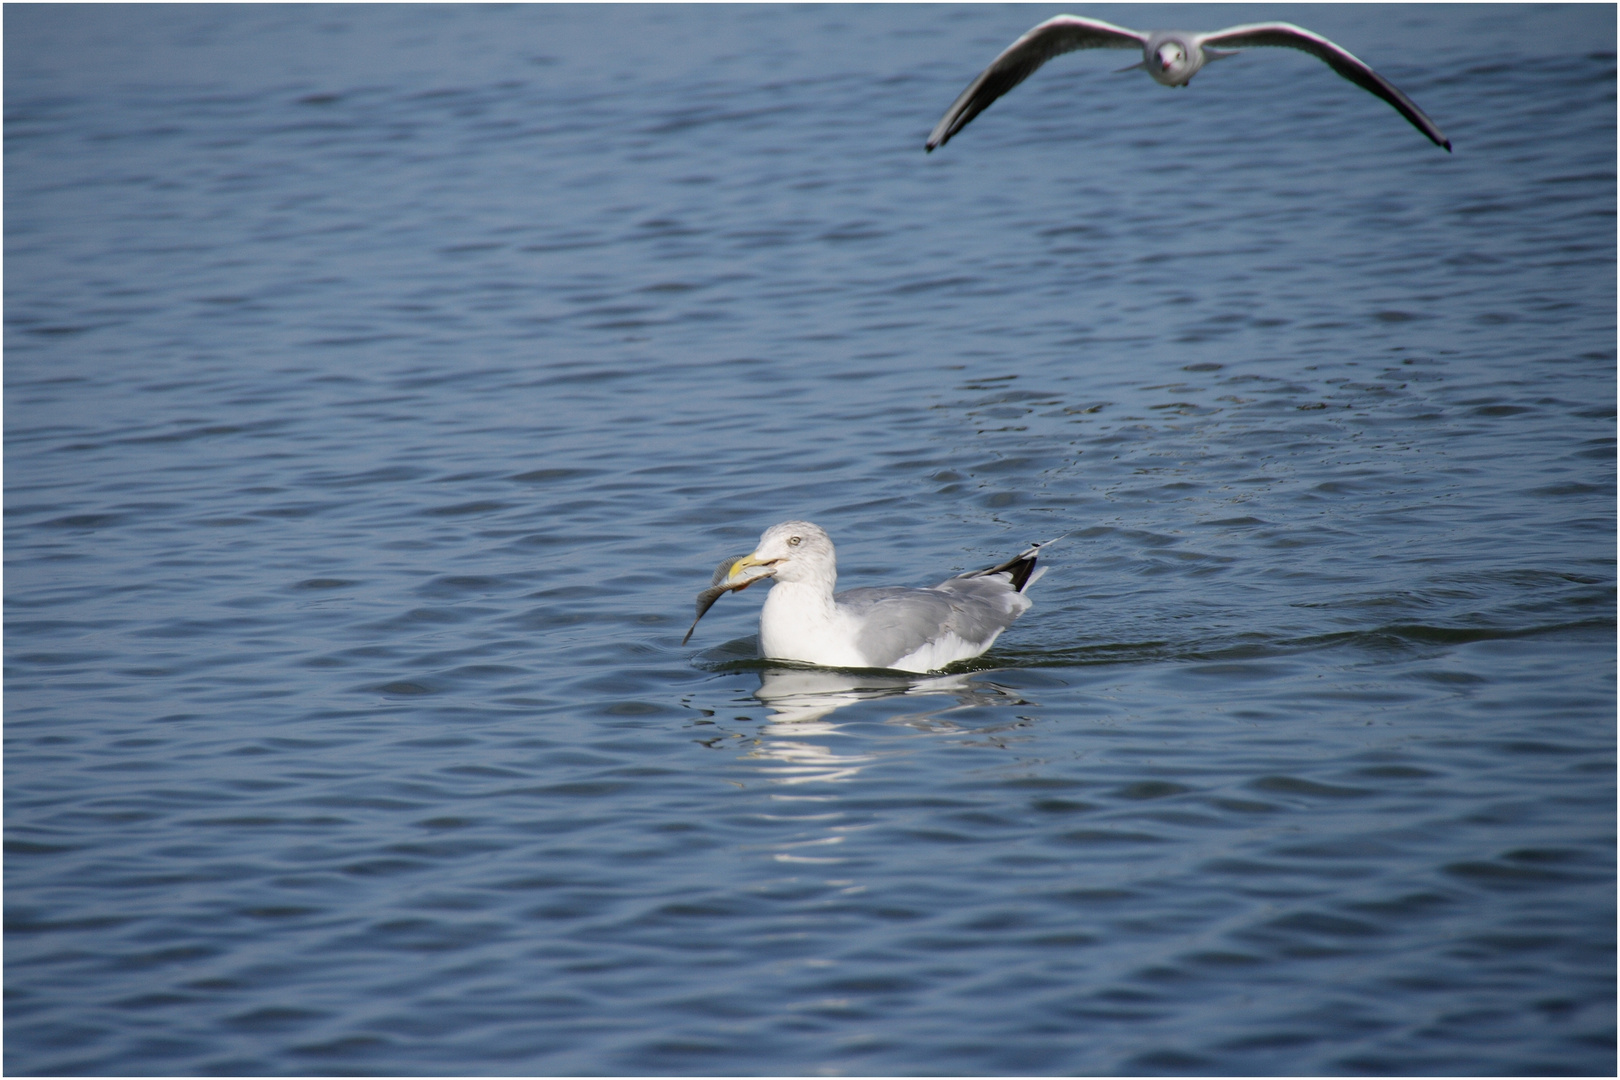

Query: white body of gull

[686,521,1053,673]
[926,15,1451,152]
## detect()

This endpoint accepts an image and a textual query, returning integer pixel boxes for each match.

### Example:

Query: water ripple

[6,4,1614,1076]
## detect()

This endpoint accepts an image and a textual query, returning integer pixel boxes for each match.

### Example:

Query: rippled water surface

[6,4,1615,1075]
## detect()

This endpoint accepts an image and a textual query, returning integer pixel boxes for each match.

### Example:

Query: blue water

[6,4,1614,1075]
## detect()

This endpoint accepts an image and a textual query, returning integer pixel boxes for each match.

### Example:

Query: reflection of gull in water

[739,667,1031,785]
[753,667,1005,724]
[746,732,870,787]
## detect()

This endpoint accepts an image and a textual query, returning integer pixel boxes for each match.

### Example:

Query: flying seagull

[683,521,1056,673]
[926,15,1451,152]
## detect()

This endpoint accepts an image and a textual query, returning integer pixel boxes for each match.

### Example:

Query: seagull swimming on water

[682,521,1055,673]
[926,14,1451,152]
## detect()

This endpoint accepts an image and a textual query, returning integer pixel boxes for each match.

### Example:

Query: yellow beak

[725,553,772,582]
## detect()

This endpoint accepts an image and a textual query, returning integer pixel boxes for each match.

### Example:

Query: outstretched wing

[1197,22,1451,150]
[926,15,1146,151]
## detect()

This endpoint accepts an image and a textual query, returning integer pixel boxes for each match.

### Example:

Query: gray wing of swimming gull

[926,15,1147,151]
[841,536,1061,667]
[1197,22,1451,150]
[838,587,959,670]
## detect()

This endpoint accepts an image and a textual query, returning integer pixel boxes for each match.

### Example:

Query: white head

[1146,33,1202,86]
[730,520,836,588]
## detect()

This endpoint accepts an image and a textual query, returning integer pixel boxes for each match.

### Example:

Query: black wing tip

[1007,553,1039,593]
[1420,126,1451,151]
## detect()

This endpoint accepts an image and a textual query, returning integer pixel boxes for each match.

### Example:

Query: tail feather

[959,534,1065,593]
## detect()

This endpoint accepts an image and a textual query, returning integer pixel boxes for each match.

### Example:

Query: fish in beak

[681,552,778,645]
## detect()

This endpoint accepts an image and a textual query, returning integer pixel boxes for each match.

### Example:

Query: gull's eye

[788,536,802,547]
